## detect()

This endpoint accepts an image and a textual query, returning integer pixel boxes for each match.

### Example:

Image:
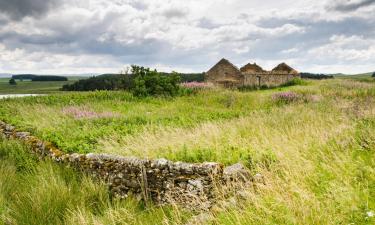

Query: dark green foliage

[162,72,204,82]
[12,74,38,80]
[300,72,334,80]
[31,76,68,81]
[62,69,200,93]
[131,65,181,97]
[62,74,133,91]
[12,74,68,81]
[9,78,17,85]
[372,72,375,78]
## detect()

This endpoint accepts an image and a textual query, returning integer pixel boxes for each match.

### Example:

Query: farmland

[1,77,375,224]
[0,77,83,94]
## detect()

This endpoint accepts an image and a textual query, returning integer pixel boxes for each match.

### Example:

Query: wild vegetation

[0,77,374,224]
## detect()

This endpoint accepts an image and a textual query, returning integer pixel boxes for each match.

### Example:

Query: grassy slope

[0,77,84,94]
[334,73,374,82]
[0,78,374,224]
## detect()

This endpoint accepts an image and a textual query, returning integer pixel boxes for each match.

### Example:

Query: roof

[240,63,266,73]
[272,62,299,75]
[207,58,240,73]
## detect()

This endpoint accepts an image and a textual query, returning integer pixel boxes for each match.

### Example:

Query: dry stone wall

[0,121,248,210]
[243,72,299,87]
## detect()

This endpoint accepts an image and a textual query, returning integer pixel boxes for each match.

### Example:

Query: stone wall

[243,72,299,87]
[0,121,238,210]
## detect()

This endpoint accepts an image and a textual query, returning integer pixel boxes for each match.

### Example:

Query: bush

[9,78,17,85]
[131,65,181,97]
[62,67,188,94]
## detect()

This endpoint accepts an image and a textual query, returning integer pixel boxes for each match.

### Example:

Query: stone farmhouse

[205,58,300,88]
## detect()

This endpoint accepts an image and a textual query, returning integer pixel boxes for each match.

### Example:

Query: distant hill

[333,72,373,77]
[333,72,374,81]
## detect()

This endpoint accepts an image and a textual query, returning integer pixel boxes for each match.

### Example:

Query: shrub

[62,67,187,94]
[9,78,17,85]
[131,65,181,97]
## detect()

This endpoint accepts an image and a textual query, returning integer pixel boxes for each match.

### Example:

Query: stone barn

[205,58,300,88]
[205,58,243,88]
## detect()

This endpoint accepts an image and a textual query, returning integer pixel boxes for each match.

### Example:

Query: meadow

[0,77,374,224]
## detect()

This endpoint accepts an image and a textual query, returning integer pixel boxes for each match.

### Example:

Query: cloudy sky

[0,0,374,74]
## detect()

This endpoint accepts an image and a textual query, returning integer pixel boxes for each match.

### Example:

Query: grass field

[334,73,374,82]
[0,78,374,224]
[0,77,84,94]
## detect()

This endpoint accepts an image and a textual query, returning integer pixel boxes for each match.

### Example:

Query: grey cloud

[163,8,187,18]
[197,17,223,29]
[0,0,62,20]
[327,0,375,12]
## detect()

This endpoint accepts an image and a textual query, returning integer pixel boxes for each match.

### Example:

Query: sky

[0,0,374,74]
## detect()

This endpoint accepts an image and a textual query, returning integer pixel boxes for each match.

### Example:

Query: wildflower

[272,91,300,103]
[180,82,213,89]
[62,106,119,119]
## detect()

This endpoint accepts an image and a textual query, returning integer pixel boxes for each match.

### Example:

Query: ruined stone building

[205,58,300,88]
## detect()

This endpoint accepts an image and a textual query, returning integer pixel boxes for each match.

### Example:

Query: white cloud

[0,0,374,74]
[308,35,375,61]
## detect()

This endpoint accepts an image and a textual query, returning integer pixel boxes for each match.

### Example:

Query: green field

[1,78,374,224]
[0,77,84,94]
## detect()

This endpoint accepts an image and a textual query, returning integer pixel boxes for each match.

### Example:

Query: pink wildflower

[62,106,119,119]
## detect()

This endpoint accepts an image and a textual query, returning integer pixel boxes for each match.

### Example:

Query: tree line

[12,74,68,81]
[62,66,186,97]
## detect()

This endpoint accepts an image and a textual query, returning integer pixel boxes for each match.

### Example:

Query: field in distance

[0,77,85,94]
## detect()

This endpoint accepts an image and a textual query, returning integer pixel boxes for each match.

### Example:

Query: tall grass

[0,78,374,224]
[0,137,191,225]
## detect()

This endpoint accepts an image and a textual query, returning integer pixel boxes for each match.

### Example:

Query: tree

[372,72,375,78]
[131,65,181,97]
[9,78,17,85]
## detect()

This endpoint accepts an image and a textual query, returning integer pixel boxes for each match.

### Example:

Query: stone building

[205,58,300,87]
